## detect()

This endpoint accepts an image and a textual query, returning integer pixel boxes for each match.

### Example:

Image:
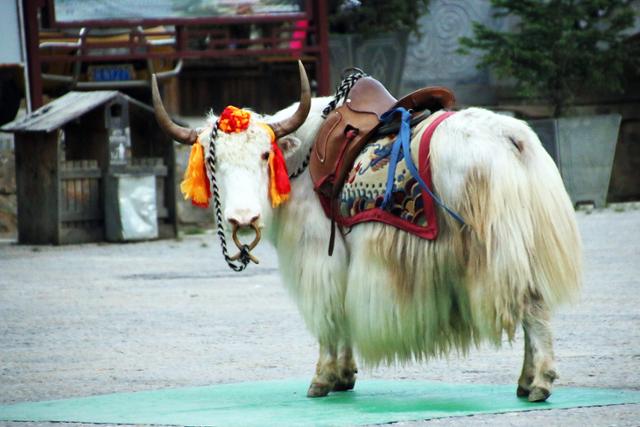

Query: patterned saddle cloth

[335,110,452,239]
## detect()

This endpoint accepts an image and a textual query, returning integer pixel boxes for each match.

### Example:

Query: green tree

[459,0,639,117]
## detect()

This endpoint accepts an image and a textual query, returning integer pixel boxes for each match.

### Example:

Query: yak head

[151,62,311,258]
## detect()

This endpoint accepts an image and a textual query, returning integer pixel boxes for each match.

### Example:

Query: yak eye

[261,151,270,161]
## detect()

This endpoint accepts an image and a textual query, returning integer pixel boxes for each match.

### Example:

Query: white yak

[152,63,581,402]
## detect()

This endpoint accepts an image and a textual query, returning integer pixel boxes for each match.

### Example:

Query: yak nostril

[226,210,260,228]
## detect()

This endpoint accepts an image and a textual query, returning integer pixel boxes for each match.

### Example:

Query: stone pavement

[0,206,639,426]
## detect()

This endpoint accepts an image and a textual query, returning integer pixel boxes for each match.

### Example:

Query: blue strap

[378,108,466,225]
[380,108,410,208]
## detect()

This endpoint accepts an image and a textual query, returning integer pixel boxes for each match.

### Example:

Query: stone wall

[0,135,16,237]
[401,0,505,106]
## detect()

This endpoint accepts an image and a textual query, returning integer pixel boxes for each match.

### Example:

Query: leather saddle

[309,77,455,204]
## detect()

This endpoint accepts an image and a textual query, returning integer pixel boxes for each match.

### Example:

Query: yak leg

[307,343,339,397]
[517,326,535,397]
[518,297,558,402]
[308,339,357,396]
[333,340,358,391]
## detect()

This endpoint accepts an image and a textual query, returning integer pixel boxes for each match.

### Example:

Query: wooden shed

[1,91,177,244]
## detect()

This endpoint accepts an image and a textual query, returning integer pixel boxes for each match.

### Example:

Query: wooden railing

[24,0,330,109]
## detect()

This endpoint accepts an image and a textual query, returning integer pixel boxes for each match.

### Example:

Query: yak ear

[276,135,302,159]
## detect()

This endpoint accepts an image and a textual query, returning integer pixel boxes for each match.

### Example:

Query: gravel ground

[0,206,639,426]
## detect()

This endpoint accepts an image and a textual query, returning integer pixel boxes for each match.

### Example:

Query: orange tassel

[180,141,211,208]
[268,140,291,208]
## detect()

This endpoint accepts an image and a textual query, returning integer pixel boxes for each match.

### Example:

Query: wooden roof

[1,91,157,133]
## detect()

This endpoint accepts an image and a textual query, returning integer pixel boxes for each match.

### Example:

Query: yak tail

[434,109,582,340]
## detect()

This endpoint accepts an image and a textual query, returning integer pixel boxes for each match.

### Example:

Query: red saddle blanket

[319,111,455,239]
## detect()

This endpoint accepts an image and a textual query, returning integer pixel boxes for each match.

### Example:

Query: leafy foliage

[459,0,639,117]
[328,0,430,38]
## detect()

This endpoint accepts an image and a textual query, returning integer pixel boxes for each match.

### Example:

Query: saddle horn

[268,60,312,139]
[151,74,198,145]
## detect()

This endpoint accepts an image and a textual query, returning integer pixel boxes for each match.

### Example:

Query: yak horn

[151,74,198,145]
[268,60,311,139]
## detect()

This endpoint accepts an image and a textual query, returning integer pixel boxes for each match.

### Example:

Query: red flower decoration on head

[218,106,251,133]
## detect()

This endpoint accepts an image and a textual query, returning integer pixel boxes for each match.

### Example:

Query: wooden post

[15,132,60,243]
[23,0,45,109]
[315,0,331,96]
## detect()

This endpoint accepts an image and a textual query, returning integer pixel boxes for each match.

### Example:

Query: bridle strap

[206,125,251,272]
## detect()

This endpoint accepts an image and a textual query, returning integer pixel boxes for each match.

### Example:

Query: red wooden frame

[26,0,330,109]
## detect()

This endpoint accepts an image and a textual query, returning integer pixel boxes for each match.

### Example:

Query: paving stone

[0,207,638,426]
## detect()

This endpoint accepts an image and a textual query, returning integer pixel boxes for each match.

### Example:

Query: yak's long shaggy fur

[262,100,582,367]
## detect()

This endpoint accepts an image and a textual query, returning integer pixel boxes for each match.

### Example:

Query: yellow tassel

[268,151,290,208]
[180,141,211,208]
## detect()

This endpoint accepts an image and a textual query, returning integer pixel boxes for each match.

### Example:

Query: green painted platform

[1,379,639,426]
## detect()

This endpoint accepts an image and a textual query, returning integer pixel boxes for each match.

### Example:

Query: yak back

[309,76,456,212]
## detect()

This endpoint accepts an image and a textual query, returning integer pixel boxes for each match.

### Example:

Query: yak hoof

[332,379,356,392]
[516,385,530,398]
[528,386,550,402]
[307,382,332,398]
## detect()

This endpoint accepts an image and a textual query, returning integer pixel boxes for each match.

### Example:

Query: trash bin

[105,173,158,241]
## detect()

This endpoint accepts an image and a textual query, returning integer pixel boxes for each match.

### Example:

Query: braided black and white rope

[321,68,368,118]
[206,124,250,272]
[288,147,312,179]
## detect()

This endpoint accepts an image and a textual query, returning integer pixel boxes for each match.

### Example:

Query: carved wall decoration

[401,0,503,104]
